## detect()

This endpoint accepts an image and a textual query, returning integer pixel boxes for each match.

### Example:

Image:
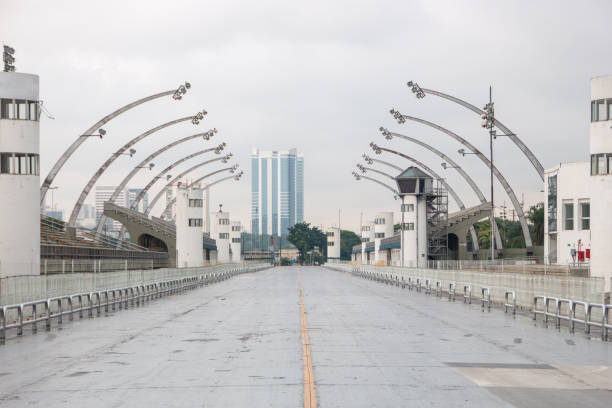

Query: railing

[1,263,270,344]
[324,263,610,342]
[532,295,610,340]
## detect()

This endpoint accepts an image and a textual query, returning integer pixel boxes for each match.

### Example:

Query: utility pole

[482,86,495,262]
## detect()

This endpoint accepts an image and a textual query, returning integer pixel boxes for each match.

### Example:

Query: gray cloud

[2,0,610,232]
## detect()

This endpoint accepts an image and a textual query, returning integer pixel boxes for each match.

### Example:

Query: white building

[230,221,242,263]
[0,70,40,277]
[175,186,204,267]
[397,167,430,268]
[373,212,394,264]
[211,209,231,263]
[326,227,341,259]
[96,186,127,235]
[544,75,612,289]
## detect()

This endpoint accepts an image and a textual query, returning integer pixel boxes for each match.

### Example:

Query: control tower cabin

[0,71,40,277]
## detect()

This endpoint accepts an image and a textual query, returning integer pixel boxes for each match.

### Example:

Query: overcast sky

[2,0,611,233]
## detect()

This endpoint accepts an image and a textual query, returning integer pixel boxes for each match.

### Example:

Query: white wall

[175,187,204,267]
[544,162,591,266]
[374,212,394,239]
[210,211,231,263]
[589,75,612,288]
[0,72,40,277]
[230,221,242,263]
[401,195,427,267]
[326,227,341,259]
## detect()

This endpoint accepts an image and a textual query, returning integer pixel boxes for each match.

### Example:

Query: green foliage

[287,222,326,262]
[340,230,361,260]
[467,203,544,249]
[280,257,293,266]
[526,202,544,246]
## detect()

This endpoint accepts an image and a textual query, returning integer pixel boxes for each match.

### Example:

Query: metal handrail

[504,290,516,316]
[463,284,472,304]
[481,287,491,312]
[1,264,270,344]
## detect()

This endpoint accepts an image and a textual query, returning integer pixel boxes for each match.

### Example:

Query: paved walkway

[0,267,610,407]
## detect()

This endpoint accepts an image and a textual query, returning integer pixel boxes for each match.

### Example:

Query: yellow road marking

[298,273,317,408]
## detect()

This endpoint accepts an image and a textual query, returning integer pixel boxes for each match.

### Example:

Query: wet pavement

[0,267,610,407]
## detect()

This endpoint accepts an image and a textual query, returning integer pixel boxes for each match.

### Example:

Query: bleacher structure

[41,215,168,272]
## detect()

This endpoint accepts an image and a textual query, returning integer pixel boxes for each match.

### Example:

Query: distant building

[326,227,341,259]
[127,188,148,213]
[251,148,304,236]
[230,221,242,263]
[211,208,231,263]
[95,186,127,235]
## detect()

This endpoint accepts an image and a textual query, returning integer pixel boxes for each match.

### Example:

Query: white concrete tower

[373,212,394,264]
[211,208,231,263]
[175,186,204,267]
[326,227,341,259]
[229,221,241,263]
[589,75,612,287]
[360,221,374,263]
[396,167,431,268]
[0,71,40,277]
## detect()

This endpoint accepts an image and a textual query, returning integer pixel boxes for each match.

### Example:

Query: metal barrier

[425,279,432,295]
[533,295,547,321]
[570,301,588,334]
[481,287,491,312]
[504,290,516,316]
[463,285,471,304]
[554,298,572,328]
[448,282,456,302]
[435,281,442,297]
[0,264,269,345]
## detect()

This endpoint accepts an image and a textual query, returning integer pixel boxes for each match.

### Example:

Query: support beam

[377,128,502,250]
[411,84,544,180]
[389,111,532,248]
[40,82,190,207]
[68,113,204,227]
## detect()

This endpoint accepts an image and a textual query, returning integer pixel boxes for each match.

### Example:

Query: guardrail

[1,264,269,345]
[329,265,611,342]
[532,295,610,340]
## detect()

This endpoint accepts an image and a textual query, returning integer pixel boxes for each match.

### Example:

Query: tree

[340,230,361,260]
[526,203,544,246]
[287,222,326,263]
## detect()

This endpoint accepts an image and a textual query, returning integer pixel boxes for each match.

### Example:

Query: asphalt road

[0,266,610,407]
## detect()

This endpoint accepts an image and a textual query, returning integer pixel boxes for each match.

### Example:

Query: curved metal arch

[371,144,464,208]
[353,173,399,196]
[361,156,483,251]
[68,114,200,227]
[145,156,229,216]
[200,173,241,191]
[357,165,396,182]
[96,134,218,234]
[419,86,544,180]
[379,129,502,250]
[40,83,189,207]
[391,111,532,248]
[159,167,237,219]
[365,157,403,172]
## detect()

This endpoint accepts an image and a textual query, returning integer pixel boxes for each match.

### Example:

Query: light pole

[405,80,544,180]
[481,86,496,262]
[40,82,192,207]
[97,129,217,235]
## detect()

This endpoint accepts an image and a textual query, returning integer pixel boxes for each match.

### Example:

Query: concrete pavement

[0,266,610,407]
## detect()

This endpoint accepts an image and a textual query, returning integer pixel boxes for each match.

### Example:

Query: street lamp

[81,128,106,139]
[3,45,16,72]
[191,110,207,125]
[173,82,191,100]
[116,148,136,157]
[406,81,425,99]
[136,162,155,170]
[441,162,459,170]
